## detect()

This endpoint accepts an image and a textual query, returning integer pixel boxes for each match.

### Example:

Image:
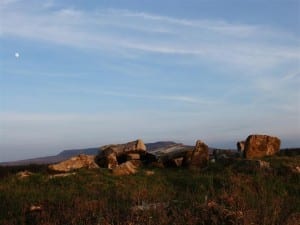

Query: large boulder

[156,144,193,167]
[183,140,209,169]
[95,139,151,169]
[244,134,281,159]
[100,139,146,156]
[48,154,99,172]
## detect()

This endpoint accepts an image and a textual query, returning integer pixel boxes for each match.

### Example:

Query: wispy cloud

[110,9,261,36]
[62,88,215,105]
[2,2,299,113]
[1,3,299,71]
[0,0,19,7]
[104,91,211,104]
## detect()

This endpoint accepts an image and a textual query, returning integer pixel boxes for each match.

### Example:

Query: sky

[0,0,300,162]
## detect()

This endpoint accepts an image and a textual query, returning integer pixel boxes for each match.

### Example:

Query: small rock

[112,161,137,176]
[29,205,42,212]
[145,170,155,176]
[49,172,76,178]
[256,160,270,169]
[131,202,168,212]
[16,171,33,179]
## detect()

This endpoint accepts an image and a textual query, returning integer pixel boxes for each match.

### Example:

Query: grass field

[0,156,299,225]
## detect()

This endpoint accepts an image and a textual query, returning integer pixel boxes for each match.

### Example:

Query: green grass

[0,156,299,225]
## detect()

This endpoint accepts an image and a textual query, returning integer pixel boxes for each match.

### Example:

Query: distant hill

[2,142,298,166]
[0,141,178,166]
[146,141,177,151]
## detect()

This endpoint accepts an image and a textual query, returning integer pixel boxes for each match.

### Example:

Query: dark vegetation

[0,156,299,225]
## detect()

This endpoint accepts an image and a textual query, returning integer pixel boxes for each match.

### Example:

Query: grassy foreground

[0,156,299,225]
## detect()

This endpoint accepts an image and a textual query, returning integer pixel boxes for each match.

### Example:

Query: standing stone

[244,134,281,159]
[183,140,209,169]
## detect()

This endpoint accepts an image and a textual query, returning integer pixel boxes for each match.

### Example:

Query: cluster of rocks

[47,134,284,175]
[96,139,148,168]
[47,139,210,175]
[94,139,157,175]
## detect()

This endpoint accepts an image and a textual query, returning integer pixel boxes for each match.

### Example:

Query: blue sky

[0,0,300,161]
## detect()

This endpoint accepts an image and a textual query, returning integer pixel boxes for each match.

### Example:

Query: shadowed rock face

[183,140,209,169]
[157,144,193,167]
[244,135,281,159]
[237,141,245,152]
[48,154,99,172]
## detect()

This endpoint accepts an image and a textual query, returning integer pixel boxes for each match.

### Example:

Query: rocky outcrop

[96,139,157,171]
[112,161,137,176]
[48,154,99,172]
[96,139,148,169]
[244,135,281,159]
[183,140,209,169]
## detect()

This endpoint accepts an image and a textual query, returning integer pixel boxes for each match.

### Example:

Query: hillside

[0,155,299,225]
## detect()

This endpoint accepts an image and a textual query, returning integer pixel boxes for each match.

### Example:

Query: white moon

[15,52,20,59]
